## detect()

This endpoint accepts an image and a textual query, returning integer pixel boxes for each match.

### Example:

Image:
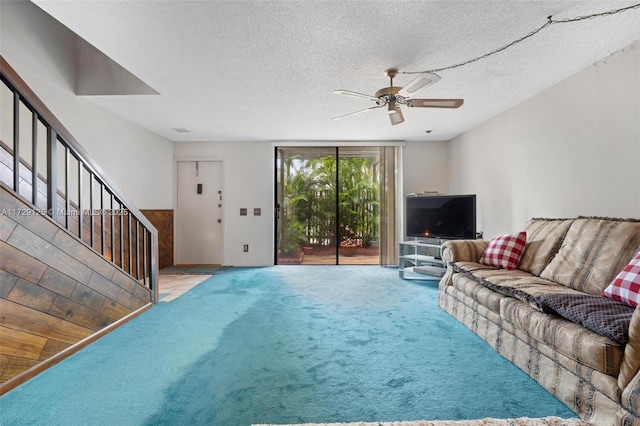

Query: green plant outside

[280,154,379,254]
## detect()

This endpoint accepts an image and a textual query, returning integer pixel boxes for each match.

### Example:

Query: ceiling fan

[333,69,464,126]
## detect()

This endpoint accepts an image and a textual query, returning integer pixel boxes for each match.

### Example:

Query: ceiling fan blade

[407,98,464,108]
[333,89,379,102]
[389,107,404,126]
[333,105,383,121]
[398,72,441,97]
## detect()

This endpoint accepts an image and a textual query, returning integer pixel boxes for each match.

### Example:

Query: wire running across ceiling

[401,3,640,75]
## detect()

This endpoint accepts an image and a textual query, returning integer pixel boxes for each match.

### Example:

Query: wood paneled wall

[141,210,173,269]
[0,186,151,391]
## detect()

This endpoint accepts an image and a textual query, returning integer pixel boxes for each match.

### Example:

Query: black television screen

[406,194,476,240]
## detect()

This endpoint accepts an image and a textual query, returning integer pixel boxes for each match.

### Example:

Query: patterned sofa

[438,217,640,425]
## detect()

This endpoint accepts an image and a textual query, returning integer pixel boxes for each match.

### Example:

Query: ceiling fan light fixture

[387,100,397,114]
[389,107,404,125]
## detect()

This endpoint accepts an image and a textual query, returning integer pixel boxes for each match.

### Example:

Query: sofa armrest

[441,239,489,264]
[620,306,640,417]
[439,240,489,289]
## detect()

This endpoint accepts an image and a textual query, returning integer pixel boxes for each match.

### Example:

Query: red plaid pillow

[602,251,640,307]
[479,231,527,270]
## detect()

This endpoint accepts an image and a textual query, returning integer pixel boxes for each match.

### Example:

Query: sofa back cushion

[540,217,640,295]
[519,218,574,276]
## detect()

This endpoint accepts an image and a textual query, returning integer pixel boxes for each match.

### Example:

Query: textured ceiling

[32,0,640,142]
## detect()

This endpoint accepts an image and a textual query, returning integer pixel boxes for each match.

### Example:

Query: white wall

[175,141,446,266]
[448,41,640,238]
[0,1,173,209]
[402,140,449,195]
[174,141,275,266]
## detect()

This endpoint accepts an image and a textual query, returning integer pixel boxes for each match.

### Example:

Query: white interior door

[176,161,223,265]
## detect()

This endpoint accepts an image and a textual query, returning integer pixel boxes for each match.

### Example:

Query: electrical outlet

[240,208,247,216]
[243,244,249,252]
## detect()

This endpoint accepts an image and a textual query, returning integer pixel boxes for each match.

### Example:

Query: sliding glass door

[275,146,396,265]
[275,147,337,264]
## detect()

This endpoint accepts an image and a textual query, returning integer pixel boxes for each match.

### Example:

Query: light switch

[240,208,247,216]
[254,208,261,216]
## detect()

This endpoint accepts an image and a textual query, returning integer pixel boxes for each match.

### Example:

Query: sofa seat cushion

[533,293,634,344]
[501,298,625,376]
[540,217,640,295]
[451,261,584,308]
[452,273,507,313]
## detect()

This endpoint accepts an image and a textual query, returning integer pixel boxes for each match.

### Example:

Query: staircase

[0,56,159,393]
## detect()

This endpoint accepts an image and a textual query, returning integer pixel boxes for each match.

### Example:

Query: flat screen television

[406,194,476,240]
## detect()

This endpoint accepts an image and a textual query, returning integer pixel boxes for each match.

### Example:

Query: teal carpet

[0,266,576,425]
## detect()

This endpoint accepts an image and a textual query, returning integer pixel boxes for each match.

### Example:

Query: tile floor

[158,274,211,302]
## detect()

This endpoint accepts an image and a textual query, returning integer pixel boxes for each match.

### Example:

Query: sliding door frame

[272,141,404,266]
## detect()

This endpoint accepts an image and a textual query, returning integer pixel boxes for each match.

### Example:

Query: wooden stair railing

[0,55,160,392]
[0,56,158,301]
